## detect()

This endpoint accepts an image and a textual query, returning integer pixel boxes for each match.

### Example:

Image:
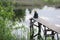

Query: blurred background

[0,0,60,40]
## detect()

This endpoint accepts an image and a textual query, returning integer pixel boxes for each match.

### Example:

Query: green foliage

[0,0,14,20]
[0,0,26,40]
[13,9,25,21]
[0,0,16,40]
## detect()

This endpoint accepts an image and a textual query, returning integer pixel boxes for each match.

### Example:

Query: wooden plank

[34,17,60,34]
[33,11,60,33]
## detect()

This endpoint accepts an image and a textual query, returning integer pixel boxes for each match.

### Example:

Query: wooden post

[57,33,59,40]
[52,31,55,40]
[43,25,47,40]
[30,18,34,40]
[38,22,42,40]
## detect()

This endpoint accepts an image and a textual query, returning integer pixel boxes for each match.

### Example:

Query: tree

[0,0,16,40]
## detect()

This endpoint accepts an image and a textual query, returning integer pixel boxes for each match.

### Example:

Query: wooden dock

[30,10,60,40]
